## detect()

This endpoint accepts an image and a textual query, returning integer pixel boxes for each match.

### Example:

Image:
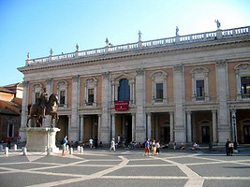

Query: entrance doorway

[56,116,68,143]
[160,122,170,143]
[202,126,210,143]
[243,126,250,143]
[116,115,132,145]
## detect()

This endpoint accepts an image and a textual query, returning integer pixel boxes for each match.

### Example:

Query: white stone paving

[0,150,250,187]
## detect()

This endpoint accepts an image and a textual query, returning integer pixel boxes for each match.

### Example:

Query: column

[147,113,152,140]
[70,75,80,141]
[80,115,84,142]
[169,112,174,142]
[135,68,146,142]
[212,110,217,143]
[67,115,71,140]
[20,81,29,142]
[101,72,111,144]
[173,64,186,143]
[111,114,116,139]
[98,114,101,142]
[186,111,192,143]
[132,113,135,141]
[216,60,230,143]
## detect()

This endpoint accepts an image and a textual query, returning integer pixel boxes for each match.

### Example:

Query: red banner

[114,100,129,111]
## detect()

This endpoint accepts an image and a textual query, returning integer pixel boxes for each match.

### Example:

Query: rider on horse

[38,88,49,118]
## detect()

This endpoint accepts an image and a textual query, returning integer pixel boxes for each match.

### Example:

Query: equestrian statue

[26,88,59,128]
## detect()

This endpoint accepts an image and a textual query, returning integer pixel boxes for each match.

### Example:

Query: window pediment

[113,73,134,85]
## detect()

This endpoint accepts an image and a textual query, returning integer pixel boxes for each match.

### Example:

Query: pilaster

[135,68,146,142]
[216,60,230,143]
[70,75,80,141]
[173,64,186,143]
[20,81,29,142]
[101,72,111,144]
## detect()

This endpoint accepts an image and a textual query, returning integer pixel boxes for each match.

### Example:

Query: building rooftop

[23,26,250,67]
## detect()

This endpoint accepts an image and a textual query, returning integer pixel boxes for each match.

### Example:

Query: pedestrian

[94,136,98,148]
[225,139,230,156]
[152,140,156,155]
[228,141,234,156]
[173,141,176,150]
[110,138,116,152]
[156,141,160,155]
[144,139,150,156]
[62,135,68,156]
[89,138,93,149]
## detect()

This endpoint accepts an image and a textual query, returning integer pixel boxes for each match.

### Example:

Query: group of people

[144,139,161,156]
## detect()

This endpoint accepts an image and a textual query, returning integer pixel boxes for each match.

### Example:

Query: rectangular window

[196,80,204,100]
[60,90,65,105]
[156,83,163,101]
[88,88,94,105]
[241,76,250,98]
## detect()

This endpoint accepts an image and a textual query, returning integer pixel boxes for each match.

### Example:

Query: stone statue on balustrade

[26,88,59,128]
[215,19,221,29]
[176,26,179,36]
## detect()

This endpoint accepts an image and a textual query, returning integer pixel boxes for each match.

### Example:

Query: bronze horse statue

[26,93,59,128]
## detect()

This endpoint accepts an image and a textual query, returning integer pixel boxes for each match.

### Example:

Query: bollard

[0,145,3,152]
[23,147,27,156]
[5,147,9,156]
[80,146,84,153]
[77,145,80,152]
[70,147,73,155]
[66,145,69,152]
[14,144,17,151]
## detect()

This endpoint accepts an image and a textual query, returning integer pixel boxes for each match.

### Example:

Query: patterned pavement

[0,149,250,187]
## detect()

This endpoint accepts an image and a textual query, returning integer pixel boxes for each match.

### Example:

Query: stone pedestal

[26,127,60,152]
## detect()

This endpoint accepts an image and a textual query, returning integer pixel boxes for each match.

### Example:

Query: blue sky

[1,0,250,86]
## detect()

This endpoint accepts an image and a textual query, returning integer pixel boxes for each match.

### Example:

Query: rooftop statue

[26,88,59,128]
[176,26,179,36]
[215,19,221,29]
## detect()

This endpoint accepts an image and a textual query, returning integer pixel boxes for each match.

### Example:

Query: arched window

[118,79,130,100]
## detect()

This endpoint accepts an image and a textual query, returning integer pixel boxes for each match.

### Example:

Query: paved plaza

[0,148,250,187]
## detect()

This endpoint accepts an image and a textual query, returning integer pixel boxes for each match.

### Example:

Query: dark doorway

[161,126,170,143]
[125,116,132,144]
[243,126,250,143]
[56,116,68,143]
[202,126,210,143]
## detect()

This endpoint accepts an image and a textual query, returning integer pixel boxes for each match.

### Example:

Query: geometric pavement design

[0,150,250,187]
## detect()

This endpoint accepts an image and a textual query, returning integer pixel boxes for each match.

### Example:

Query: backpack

[61,138,66,145]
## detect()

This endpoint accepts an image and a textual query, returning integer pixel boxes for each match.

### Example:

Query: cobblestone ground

[0,149,250,187]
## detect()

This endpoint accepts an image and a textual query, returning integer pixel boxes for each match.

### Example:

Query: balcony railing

[25,26,250,66]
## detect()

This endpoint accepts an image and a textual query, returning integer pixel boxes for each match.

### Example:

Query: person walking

[225,139,230,156]
[62,135,68,156]
[156,141,160,155]
[110,138,116,152]
[144,139,150,156]
[152,140,156,155]
[89,138,93,149]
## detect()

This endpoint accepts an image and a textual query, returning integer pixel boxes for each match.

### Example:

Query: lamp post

[232,113,238,151]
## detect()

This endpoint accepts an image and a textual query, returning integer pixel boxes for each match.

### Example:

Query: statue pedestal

[26,127,60,152]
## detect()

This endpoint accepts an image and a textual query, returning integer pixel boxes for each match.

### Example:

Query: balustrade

[26,26,249,66]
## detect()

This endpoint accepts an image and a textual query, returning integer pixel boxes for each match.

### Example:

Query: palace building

[18,26,250,145]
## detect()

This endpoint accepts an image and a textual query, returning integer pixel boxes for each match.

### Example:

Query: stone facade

[18,26,250,145]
